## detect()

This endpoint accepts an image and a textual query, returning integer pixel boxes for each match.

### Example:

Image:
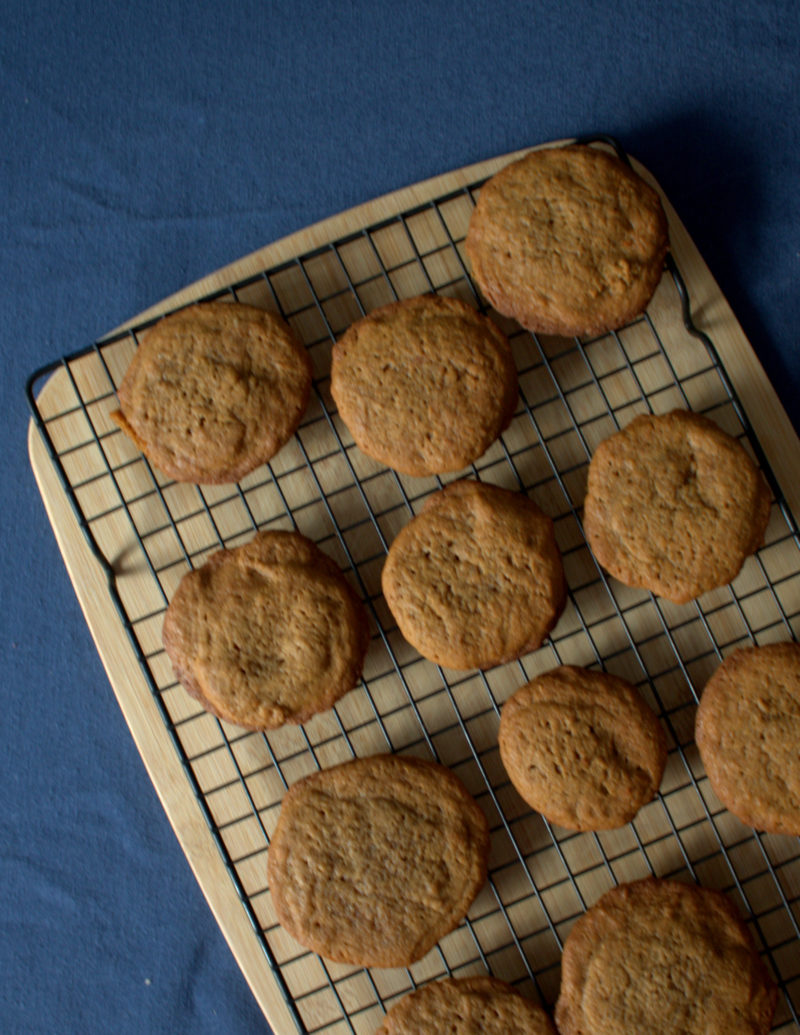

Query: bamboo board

[28,140,800,1033]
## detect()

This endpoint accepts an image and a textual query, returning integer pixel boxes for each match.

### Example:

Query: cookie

[465,144,669,337]
[267,753,490,967]
[330,294,518,477]
[555,877,777,1035]
[375,976,556,1035]
[498,666,666,830]
[583,410,771,604]
[696,641,800,835]
[381,480,566,670]
[111,301,312,483]
[162,530,369,730]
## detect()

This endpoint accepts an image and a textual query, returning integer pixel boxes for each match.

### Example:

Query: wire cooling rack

[27,140,800,1033]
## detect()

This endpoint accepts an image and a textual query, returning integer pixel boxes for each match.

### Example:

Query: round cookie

[583,410,771,604]
[267,754,490,968]
[375,976,556,1035]
[111,301,312,483]
[162,530,369,730]
[555,878,777,1035]
[465,144,668,337]
[381,480,566,670]
[695,641,800,835]
[498,666,666,830]
[330,294,518,477]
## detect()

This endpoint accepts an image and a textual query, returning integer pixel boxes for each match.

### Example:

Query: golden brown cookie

[375,976,556,1034]
[381,480,566,670]
[267,754,490,968]
[583,410,771,604]
[696,641,800,835]
[162,530,369,730]
[498,666,666,830]
[465,144,669,337]
[330,294,518,477]
[111,301,312,483]
[555,878,777,1035]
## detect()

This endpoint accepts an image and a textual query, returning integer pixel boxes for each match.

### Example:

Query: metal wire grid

[27,154,800,1033]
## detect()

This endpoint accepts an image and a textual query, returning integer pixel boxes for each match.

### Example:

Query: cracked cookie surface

[555,878,776,1035]
[112,301,311,483]
[583,410,771,603]
[267,754,490,967]
[465,144,668,337]
[330,294,518,477]
[696,641,800,835]
[162,530,369,730]
[499,665,666,830]
[375,976,556,1034]
[381,480,566,670]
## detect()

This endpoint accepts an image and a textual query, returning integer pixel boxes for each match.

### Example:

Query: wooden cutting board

[28,141,800,1033]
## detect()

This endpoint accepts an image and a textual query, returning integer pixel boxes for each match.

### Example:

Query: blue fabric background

[2,2,799,1032]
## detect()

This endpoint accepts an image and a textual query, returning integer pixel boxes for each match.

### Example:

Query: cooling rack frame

[27,137,800,1033]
